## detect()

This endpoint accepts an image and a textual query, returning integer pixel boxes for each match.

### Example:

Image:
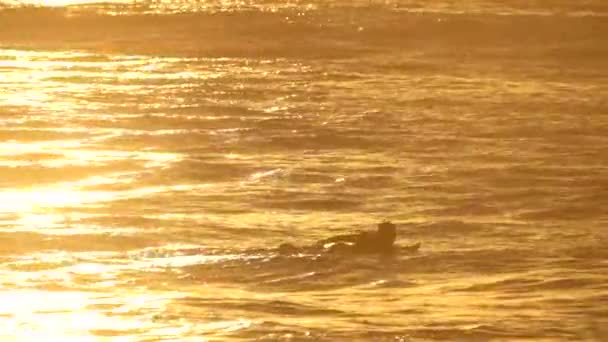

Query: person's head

[377,221,397,245]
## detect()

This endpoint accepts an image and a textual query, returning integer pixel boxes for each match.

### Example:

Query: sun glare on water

[0,290,189,341]
[20,0,130,7]
[0,47,192,336]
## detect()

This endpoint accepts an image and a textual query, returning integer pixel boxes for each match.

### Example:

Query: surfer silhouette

[278,221,417,255]
[316,220,397,253]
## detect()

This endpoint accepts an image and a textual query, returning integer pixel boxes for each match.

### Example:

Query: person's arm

[316,233,360,246]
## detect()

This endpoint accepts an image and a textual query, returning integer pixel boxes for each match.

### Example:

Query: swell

[3,236,605,340]
[1,7,607,59]
[5,240,597,291]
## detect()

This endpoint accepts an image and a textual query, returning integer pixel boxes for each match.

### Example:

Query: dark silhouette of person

[279,221,409,255]
[317,220,397,253]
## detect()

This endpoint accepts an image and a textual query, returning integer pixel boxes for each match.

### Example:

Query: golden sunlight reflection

[5,213,141,235]
[0,126,185,230]
[1,0,606,338]
[11,0,131,8]
[0,280,255,340]
[0,184,210,229]
[2,245,258,287]
[0,290,184,341]
[0,141,182,167]
[0,141,82,156]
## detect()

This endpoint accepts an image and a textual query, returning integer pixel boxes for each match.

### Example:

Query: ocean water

[0,0,607,340]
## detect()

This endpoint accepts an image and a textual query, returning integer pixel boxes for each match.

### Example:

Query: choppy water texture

[1,0,607,340]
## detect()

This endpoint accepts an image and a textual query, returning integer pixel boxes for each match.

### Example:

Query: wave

[5,0,608,15]
[1,5,607,58]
